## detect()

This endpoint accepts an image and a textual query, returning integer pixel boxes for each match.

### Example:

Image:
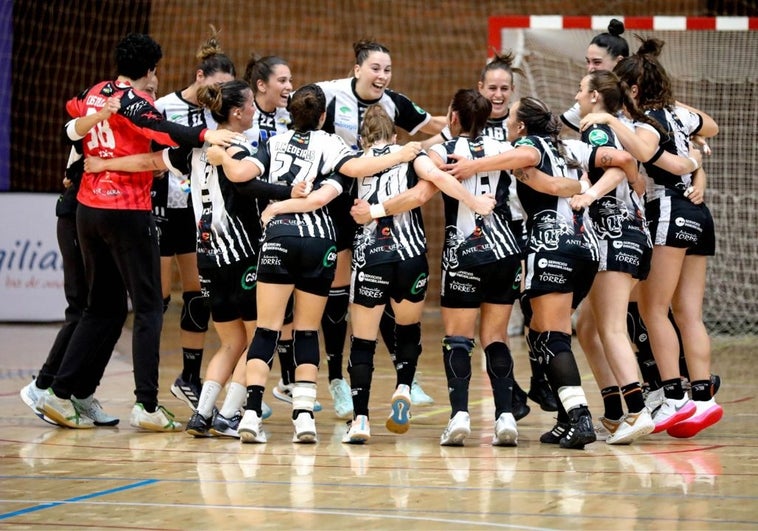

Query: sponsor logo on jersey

[358,286,383,299]
[588,128,610,146]
[410,272,429,295]
[322,245,338,267]
[241,265,258,290]
[514,137,536,148]
[449,280,475,293]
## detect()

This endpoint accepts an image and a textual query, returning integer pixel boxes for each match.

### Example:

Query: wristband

[440,125,452,141]
[369,203,387,219]
[579,180,590,194]
[687,156,700,172]
[585,188,598,200]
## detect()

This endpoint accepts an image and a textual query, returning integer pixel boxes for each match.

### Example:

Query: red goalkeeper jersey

[66,80,207,210]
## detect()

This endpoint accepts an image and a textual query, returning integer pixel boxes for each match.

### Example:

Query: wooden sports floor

[1,305,756,530]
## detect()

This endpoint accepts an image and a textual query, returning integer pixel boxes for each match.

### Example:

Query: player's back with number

[66,81,195,211]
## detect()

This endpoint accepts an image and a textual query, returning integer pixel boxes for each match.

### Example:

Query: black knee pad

[349,336,377,367]
[442,335,474,379]
[322,286,349,355]
[532,330,572,367]
[247,327,280,369]
[484,341,514,379]
[379,304,396,355]
[162,295,171,314]
[323,286,350,323]
[294,330,320,367]
[181,291,210,333]
[395,322,422,363]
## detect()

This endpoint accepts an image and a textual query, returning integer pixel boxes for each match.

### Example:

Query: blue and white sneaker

[386,384,412,434]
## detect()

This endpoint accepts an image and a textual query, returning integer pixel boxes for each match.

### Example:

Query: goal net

[489,16,758,335]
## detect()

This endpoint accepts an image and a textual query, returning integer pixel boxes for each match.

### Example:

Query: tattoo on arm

[513,168,528,182]
[600,153,612,168]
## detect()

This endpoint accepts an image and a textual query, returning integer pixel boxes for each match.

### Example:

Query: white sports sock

[220,382,246,418]
[197,380,222,418]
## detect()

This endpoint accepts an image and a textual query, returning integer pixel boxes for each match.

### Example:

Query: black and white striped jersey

[163,141,260,270]
[352,144,427,268]
[243,101,292,154]
[577,119,648,242]
[430,136,522,270]
[482,114,525,222]
[513,135,599,261]
[251,129,354,240]
[154,91,218,210]
[641,106,703,201]
[316,77,431,152]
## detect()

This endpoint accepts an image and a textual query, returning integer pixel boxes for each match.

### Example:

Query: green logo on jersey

[241,266,257,290]
[412,103,427,115]
[339,105,351,114]
[410,272,429,295]
[514,137,535,148]
[323,246,338,267]
[588,128,610,146]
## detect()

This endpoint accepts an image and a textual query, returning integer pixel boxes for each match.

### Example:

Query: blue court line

[0,478,157,520]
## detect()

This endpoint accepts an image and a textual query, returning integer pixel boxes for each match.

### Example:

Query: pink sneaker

[652,396,696,434]
[666,398,723,438]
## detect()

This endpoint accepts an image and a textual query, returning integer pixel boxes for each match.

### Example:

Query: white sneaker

[606,409,655,445]
[238,410,267,443]
[342,415,371,444]
[37,388,94,428]
[292,411,318,443]
[666,398,723,439]
[328,378,354,419]
[20,379,56,425]
[386,384,412,434]
[440,411,471,446]
[410,377,434,406]
[129,403,182,432]
[645,387,665,413]
[71,395,119,426]
[492,412,518,446]
[652,396,696,433]
[273,380,323,412]
[595,416,623,442]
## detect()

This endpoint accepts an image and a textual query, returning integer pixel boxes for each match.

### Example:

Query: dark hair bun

[608,18,625,36]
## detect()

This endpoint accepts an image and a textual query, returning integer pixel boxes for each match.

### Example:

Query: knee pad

[349,336,377,367]
[442,335,474,380]
[181,291,210,333]
[322,286,349,355]
[283,295,294,326]
[162,295,171,314]
[483,341,514,379]
[293,330,320,367]
[395,322,422,363]
[247,327,280,369]
[531,330,572,367]
[379,305,396,355]
[323,286,349,324]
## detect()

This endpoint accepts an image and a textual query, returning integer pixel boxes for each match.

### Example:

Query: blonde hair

[359,105,395,147]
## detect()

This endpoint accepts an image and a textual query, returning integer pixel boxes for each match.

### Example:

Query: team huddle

[19,19,722,450]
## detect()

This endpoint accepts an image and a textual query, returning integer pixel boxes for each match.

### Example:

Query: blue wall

[0,1,11,191]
